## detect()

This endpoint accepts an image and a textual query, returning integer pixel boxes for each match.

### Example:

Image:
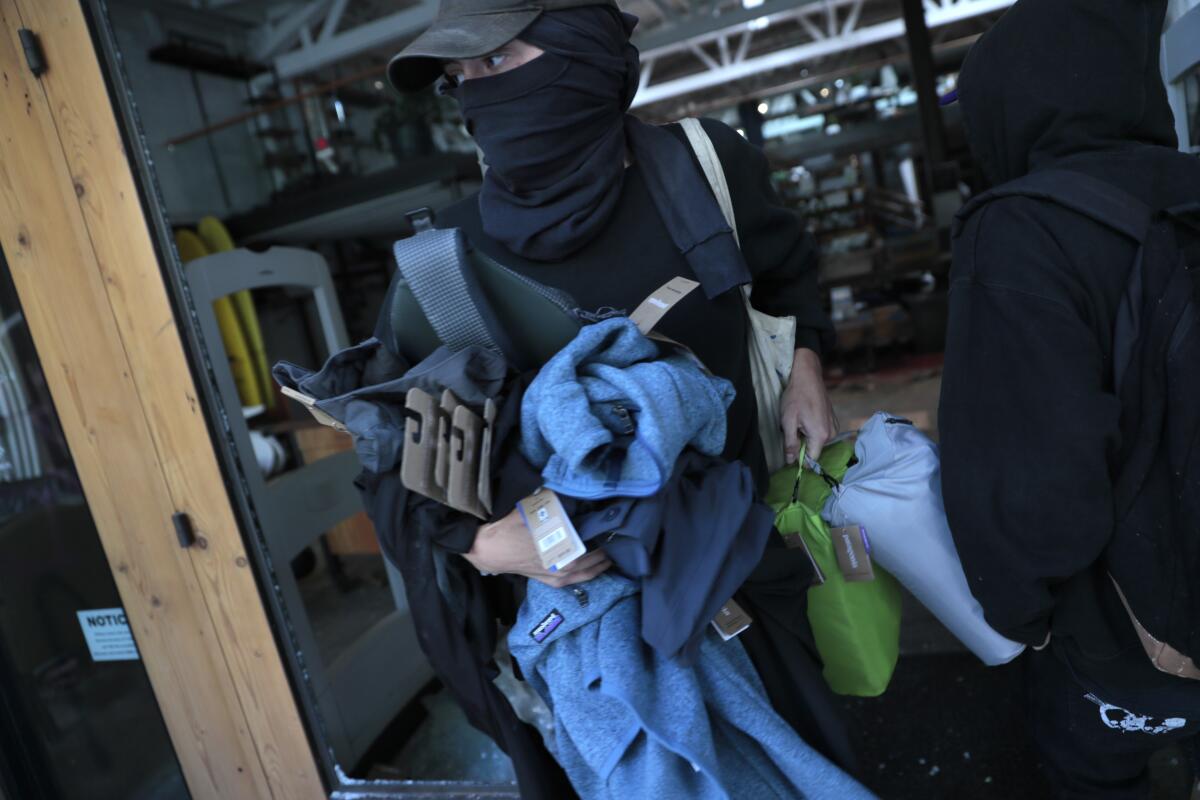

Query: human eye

[485,52,509,70]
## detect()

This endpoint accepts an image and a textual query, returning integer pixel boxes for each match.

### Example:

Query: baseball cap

[386,0,617,92]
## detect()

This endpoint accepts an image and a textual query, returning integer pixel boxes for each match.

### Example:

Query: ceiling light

[374,80,385,90]
[757,102,769,115]
[736,128,747,137]
[835,78,845,88]
[820,87,830,98]
[742,0,765,8]
[748,15,770,30]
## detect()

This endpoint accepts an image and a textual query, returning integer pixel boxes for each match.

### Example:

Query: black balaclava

[450,6,750,297]
[957,0,1176,187]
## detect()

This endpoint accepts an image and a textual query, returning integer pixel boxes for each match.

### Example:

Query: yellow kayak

[175,229,262,409]
[198,216,275,410]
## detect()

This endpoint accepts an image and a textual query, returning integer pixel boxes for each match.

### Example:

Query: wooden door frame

[0,1,325,797]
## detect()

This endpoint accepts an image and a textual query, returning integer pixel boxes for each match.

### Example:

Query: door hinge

[172,512,196,548]
[18,29,46,78]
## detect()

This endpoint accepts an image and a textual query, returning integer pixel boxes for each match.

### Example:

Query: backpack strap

[954,169,1162,402]
[679,118,755,316]
[954,169,1154,244]
[679,118,739,246]
[391,228,515,358]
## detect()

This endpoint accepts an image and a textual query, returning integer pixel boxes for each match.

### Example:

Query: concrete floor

[826,354,944,440]
[367,690,517,784]
[842,652,1195,799]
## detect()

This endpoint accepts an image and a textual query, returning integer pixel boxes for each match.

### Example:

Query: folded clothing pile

[275,316,851,800]
[507,318,867,797]
[510,574,874,800]
[520,317,735,499]
[513,316,775,661]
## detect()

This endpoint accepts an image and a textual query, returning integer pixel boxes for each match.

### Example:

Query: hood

[958,0,1177,186]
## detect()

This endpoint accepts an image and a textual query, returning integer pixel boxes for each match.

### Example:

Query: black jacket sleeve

[938,199,1122,647]
[701,119,833,356]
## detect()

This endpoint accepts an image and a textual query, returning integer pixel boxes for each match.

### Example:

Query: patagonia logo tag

[842,533,859,569]
[831,524,875,582]
[530,609,564,643]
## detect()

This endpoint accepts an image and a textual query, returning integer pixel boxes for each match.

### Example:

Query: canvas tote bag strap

[679,118,798,475]
[679,118,741,248]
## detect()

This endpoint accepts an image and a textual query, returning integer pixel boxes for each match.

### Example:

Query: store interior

[2,0,1198,797]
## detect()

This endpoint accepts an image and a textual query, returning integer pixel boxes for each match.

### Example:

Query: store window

[0,250,187,800]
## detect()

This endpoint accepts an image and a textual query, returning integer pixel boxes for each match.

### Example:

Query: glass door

[0,248,187,800]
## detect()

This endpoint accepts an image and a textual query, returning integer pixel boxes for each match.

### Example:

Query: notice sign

[76,608,140,662]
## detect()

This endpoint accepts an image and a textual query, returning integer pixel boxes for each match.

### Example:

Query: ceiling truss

[147,0,1011,110]
[631,0,1014,108]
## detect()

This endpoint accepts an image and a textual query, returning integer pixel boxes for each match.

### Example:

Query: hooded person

[938,0,1200,795]
[388,0,838,483]
[383,0,858,788]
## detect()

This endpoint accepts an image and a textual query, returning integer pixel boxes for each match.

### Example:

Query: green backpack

[381,210,581,371]
[766,439,901,697]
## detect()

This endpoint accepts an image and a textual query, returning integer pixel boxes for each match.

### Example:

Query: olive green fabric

[766,440,902,697]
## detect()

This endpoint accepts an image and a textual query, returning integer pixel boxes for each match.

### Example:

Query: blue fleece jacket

[520,317,735,499]
[510,574,875,800]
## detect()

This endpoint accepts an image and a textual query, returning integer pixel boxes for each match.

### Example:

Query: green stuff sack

[766,440,902,697]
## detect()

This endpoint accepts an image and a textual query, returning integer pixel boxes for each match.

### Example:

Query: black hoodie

[939,0,1200,710]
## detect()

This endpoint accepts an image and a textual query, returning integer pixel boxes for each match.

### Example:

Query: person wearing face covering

[385,0,855,785]
[387,1,836,484]
[938,0,1200,796]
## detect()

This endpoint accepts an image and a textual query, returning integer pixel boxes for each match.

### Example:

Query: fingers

[559,549,609,574]
[534,550,613,588]
[799,408,834,461]
[804,416,835,460]
[782,407,802,465]
[557,556,612,586]
[786,391,838,464]
[805,430,825,461]
[808,411,840,461]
